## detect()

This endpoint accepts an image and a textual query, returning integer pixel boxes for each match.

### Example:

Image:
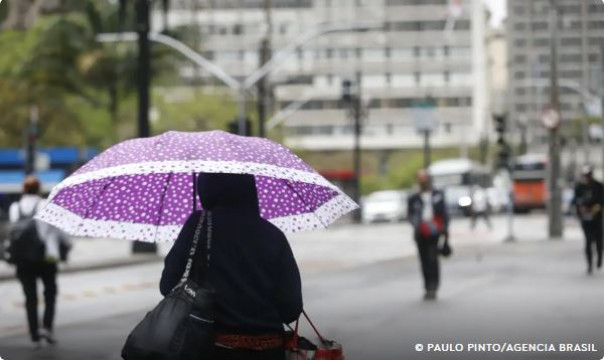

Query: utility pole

[341,73,363,223]
[136,0,151,139]
[25,105,39,175]
[257,0,273,138]
[133,0,157,254]
[547,0,563,238]
[494,114,514,242]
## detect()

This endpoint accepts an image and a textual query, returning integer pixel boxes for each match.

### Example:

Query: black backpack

[6,201,45,264]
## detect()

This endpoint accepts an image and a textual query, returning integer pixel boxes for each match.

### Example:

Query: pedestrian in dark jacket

[572,165,604,274]
[8,176,65,348]
[160,173,303,360]
[407,170,450,300]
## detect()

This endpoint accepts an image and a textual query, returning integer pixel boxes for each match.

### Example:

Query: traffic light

[227,118,252,136]
[341,79,353,103]
[493,114,510,169]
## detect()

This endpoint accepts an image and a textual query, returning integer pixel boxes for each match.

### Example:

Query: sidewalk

[0,214,584,281]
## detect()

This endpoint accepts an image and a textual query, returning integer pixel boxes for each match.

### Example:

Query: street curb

[0,255,163,283]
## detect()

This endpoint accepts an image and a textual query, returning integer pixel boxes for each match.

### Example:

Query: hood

[197,172,260,214]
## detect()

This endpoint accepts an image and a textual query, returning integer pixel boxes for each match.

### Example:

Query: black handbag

[121,211,215,360]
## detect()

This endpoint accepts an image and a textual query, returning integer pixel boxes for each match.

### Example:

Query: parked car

[444,185,472,217]
[361,190,408,223]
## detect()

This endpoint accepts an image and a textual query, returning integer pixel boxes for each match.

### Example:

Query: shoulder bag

[121,211,215,360]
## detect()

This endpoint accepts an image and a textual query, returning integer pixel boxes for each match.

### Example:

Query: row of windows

[208,46,472,63]
[513,2,603,15]
[287,122,461,137]
[513,37,603,47]
[385,0,448,6]
[513,70,585,80]
[385,20,470,32]
[514,20,603,31]
[198,19,470,37]
[515,102,584,112]
[513,53,600,64]
[171,0,311,9]
[314,72,472,87]
[280,96,472,111]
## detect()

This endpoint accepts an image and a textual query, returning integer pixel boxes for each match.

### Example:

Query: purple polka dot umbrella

[35,131,358,242]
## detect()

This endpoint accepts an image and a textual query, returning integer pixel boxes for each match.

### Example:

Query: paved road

[0,227,601,360]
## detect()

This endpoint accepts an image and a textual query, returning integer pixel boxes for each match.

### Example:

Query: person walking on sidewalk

[407,170,451,300]
[470,185,492,230]
[160,173,303,360]
[7,176,69,348]
[572,165,604,275]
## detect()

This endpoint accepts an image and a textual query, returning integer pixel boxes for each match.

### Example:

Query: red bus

[512,154,547,212]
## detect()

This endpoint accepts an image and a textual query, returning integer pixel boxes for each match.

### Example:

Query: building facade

[153,0,487,152]
[506,0,603,147]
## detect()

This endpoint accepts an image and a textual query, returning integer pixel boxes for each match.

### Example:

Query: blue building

[0,147,98,215]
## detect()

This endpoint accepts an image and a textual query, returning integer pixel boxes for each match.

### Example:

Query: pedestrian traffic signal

[493,114,510,169]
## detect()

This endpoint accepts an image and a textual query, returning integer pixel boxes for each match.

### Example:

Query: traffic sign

[541,107,560,130]
[412,98,437,133]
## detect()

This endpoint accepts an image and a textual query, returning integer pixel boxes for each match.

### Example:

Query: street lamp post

[341,73,365,224]
[98,24,382,137]
[547,0,563,239]
[132,0,157,254]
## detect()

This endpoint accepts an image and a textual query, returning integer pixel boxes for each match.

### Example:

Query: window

[559,4,580,14]
[588,21,603,30]
[559,54,581,62]
[233,24,243,35]
[514,55,527,63]
[392,74,415,87]
[559,70,582,78]
[514,39,527,47]
[450,46,470,58]
[514,23,527,31]
[421,72,445,87]
[444,71,450,84]
[454,20,471,31]
[364,75,386,88]
[589,38,602,46]
[421,21,446,31]
[450,72,472,86]
[561,37,581,46]
[513,6,525,15]
[533,38,549,47]
[385,73,392,85]
[516,104,527,111]
[385,47,391,58]
[531,22,548,31]
[363,48,384,61]
[392,47,414,59]
[514,71,526,80]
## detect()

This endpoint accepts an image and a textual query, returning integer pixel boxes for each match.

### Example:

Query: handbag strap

[287,310,326,345]
[180,211,205,284]
[302,310,326,343]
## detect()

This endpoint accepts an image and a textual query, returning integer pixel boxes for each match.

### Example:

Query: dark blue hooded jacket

[159,173,303,334]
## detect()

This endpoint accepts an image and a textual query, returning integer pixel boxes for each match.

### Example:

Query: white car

[361,190,408,224]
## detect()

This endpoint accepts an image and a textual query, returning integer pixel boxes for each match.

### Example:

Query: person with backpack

[8,176,68,348]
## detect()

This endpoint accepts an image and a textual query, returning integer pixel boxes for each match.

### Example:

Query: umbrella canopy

[36,131,358,242]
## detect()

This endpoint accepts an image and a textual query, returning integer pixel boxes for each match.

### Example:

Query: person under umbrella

[160,173,302,360]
